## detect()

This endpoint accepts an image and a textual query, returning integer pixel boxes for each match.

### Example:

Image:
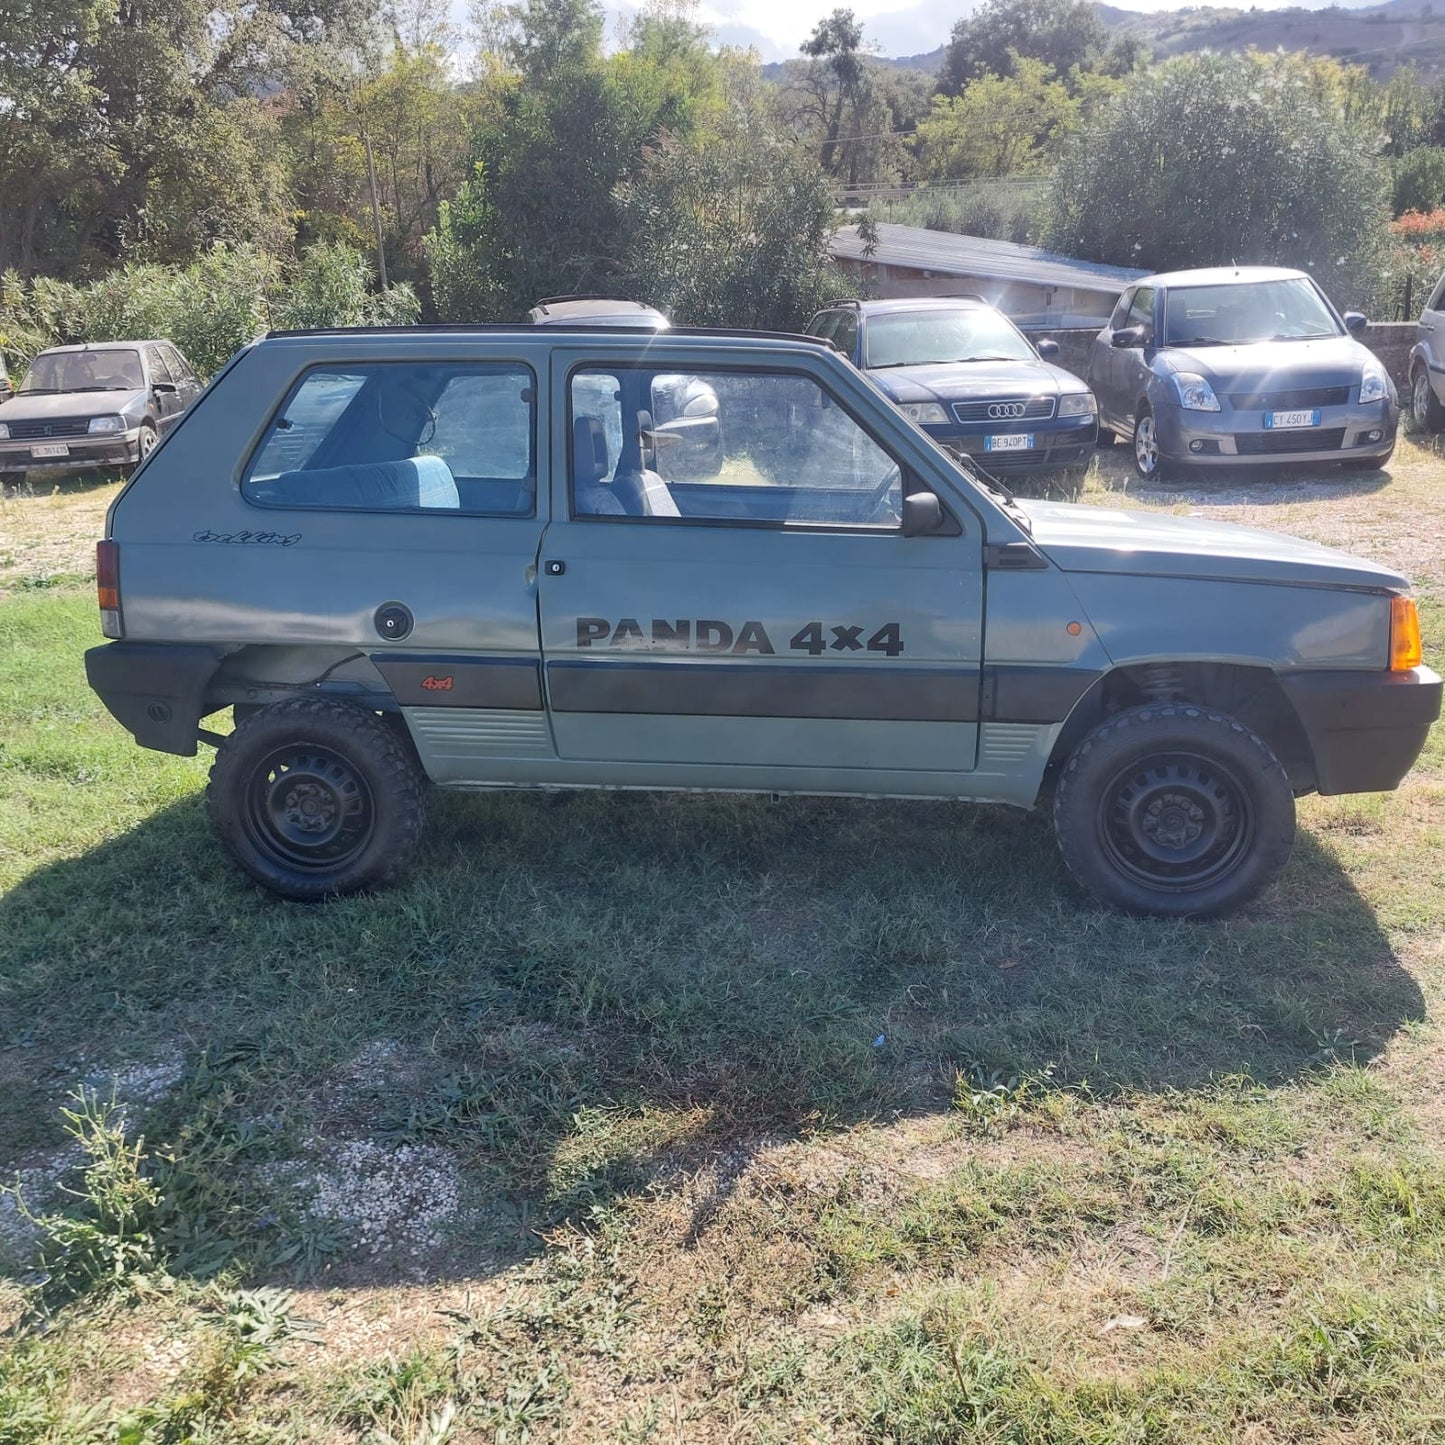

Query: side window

[1108,289,1133,329]
[833,312,859,361]
[569,366,904,529]
[165,346,198,386]
[244,361,535,515]
[145,345,174,384]
[1429,273,1445,314]
[808,310,840,342]
[1126,287,1154,337]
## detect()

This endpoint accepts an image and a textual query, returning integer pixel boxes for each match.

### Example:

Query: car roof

[820,296,990,316]
[258,324,835,353]
[528,297,670,327]
[34,340,170,354]
[1132,266,1312,289]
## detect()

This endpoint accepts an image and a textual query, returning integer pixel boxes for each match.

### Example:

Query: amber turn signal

[1390,595,1422,672]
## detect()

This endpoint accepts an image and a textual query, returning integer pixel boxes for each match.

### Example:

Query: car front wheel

[1131,406,1164,480]
[1412,364,1445,433]
[1053,704,1295,918]
[208,697,425,899]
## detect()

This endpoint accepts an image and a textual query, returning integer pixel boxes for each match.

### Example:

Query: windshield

[19,349,144,394]
[864,310,1035,368]
[1162,279,1340,346]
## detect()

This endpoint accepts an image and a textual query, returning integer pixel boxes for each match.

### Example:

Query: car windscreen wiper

[1265,332,1337,342]
[17,387,60,394]
[1170,337,1228,346]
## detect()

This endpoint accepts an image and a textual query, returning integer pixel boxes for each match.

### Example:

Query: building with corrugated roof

[829,223,1146,331]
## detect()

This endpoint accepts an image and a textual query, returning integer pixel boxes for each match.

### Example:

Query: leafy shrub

[1393,147,1445,218]
[1045,50,1393,311]
[0,244,419,378]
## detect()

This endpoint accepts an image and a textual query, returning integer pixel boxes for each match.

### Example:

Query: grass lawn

[1,437,1444,1442]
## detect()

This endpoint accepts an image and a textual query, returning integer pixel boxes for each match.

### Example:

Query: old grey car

[84,324,1439,918]
[1087,267,1398,479]
[0,340,202,488]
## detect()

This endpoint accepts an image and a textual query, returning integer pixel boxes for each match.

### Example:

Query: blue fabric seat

[262,455,459,510]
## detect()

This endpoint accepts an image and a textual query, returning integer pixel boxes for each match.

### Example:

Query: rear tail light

[1390,595,1422,672]
[97,539,123,638]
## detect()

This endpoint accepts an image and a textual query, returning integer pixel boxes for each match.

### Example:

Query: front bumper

[1154,396,1399,467]
[1280,666,1441,795]
[0,431,141,475]
[925,414,1098,472]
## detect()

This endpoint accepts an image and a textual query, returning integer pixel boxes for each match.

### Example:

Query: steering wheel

[865,463,903,523]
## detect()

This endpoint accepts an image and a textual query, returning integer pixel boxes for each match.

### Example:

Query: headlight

[1172,372,1221,412]
[1359,361,1390,405]
[901,402,949,424]
[0,422,8,439]
[87,415,126,435]
[1057,392,1097,418]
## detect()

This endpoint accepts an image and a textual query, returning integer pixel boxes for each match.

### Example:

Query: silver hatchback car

[1087,267,1398,480]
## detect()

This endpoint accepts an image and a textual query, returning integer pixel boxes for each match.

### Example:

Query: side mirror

[1035,338,1060,359]
[152,381,177,394]
[1343,311,1368,334]
[1110,326,1147,350]
[902,490,945,536]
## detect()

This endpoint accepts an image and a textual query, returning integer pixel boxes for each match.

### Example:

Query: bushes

[0,244,419,378]
[1044,50,1392,312]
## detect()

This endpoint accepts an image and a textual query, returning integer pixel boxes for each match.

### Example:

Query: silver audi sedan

[1086,266,1399,480]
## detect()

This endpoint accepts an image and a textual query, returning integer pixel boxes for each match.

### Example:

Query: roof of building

[829,224,1147,294]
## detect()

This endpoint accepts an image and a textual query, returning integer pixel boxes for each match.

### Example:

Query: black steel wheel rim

[243,744,374,872]
[1097,749,1255,892]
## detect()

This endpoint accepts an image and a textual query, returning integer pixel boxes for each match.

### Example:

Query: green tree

[941,0,1107,95]
[915,57,1080,179]
[1044,50,1392,310]
[614,79,853,329]
[428,0,729,320]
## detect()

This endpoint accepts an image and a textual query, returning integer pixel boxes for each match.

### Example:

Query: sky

[601,0,1382,63]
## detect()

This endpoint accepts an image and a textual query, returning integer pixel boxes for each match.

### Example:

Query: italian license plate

[1264,409,1320,430]
[30,443,70,458]
[985,433,1032,452]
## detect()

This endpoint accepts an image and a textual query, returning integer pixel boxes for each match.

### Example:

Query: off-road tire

[1411,365,1444,433]
[207,696,425,899]
[1053,703,1295,918]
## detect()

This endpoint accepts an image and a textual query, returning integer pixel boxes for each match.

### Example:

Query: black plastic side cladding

[85,642,232,756]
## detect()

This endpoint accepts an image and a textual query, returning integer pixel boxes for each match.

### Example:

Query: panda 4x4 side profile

[85,324,1440,918]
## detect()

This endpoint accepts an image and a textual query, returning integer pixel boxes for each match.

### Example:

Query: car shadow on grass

[1090,449,1396,503]
[0,786,1425,1283]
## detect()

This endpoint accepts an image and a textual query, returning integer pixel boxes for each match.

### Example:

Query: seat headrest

[574,415,609,484]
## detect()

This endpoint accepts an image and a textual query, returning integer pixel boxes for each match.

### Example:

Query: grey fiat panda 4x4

[85,324,1440,918]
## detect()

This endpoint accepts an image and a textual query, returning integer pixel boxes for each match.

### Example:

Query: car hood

[1017,497,1406,590]
[866,358,1075,404]
[0,389,146,420]
[1157,335,1372,391]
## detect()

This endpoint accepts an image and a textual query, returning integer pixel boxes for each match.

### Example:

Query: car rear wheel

[1131,406,1165,480]
[1412,365,1445,433]
[208,697,425,899]
[1053,703,1295,918]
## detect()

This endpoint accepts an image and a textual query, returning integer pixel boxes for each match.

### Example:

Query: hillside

[763,0,1445,83]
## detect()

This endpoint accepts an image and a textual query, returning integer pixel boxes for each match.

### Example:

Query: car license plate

[30,443,70,458]
[985,433,1032,452]
[1264,409,1320,430]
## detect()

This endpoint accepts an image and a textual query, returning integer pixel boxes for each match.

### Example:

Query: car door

[1089,288,1136,433]
[144,345,185,434]
[1108,286,1155,435]
[163,345,203,413]
[536,347,984,793]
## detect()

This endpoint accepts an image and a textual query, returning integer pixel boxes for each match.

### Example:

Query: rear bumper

[85,640,231,756]
[1280,666,1442,795]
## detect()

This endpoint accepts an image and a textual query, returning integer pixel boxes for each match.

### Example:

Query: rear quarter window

[243,361,536,516]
